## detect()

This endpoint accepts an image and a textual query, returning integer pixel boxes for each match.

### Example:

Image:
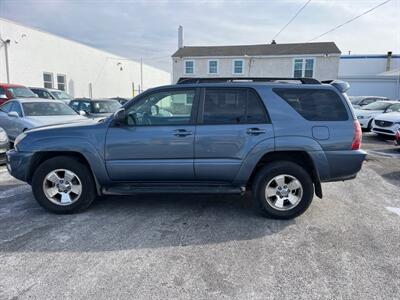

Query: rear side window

[203,89,268,124]
[273,88,348,121]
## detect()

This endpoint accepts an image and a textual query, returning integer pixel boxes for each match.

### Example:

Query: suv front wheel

[32,156,96,214]
[252,161,314,219]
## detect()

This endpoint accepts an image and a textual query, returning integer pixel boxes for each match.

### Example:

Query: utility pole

[0,38,11,83]
[140,57,143,93]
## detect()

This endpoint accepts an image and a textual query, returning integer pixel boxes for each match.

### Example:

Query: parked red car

[395,129,400,146]
[0,83,37,105]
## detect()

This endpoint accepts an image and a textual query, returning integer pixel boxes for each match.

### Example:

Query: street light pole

[0,38,10,83]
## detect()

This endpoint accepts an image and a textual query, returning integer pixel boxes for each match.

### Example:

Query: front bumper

[372,123,400,136]
[6,150,34,182]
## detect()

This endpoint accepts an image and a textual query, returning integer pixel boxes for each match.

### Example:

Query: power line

[271,0,312,42]
[308,0,392,42]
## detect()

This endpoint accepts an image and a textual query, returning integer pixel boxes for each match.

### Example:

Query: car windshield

[7,87,37,98]
[51,90,72,100]
[362,101,392,110]
[22,102,78,116]
[91,100,121,114]
[350,97,364,104]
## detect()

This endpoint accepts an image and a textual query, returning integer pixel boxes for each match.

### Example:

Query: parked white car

[372,112,400,136]
[355,101,400,130]
[349,96,389,109]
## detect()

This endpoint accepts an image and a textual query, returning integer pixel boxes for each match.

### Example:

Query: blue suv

[6,78,366,219]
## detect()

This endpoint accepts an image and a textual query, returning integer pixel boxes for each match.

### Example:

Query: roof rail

[177,77,320,85]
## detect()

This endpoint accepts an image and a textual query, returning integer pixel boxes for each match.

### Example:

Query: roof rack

[177,77,320,85]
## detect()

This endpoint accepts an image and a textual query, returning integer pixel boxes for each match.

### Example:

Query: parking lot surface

[0,134,399,300]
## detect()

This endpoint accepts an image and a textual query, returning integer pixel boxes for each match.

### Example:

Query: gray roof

[172,42,341,57]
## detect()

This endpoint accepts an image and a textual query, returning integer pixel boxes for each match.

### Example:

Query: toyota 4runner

[6,77,366,219]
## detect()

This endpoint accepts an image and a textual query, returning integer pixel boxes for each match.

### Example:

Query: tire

[31,156,96,214]
[252,161,314,219]
[367,120,373,131]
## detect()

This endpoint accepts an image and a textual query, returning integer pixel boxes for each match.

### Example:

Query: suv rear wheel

[252,161,314,219]
[32,156,96,214]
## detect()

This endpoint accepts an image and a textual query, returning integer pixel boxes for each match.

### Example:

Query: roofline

[340,54,400,59]
[172,53,341,58]
[0,17,167,73]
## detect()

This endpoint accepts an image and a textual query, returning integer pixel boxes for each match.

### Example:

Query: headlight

[14,132,27,147]
[357,116,366,119]
[0,128,8,143]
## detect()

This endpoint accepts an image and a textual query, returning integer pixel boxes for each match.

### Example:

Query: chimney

[386,51,392,71]
[178,25,184,49]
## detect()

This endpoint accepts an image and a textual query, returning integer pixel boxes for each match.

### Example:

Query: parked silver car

[0,99,87,142]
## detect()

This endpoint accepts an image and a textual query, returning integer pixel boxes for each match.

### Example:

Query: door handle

[173,129,192,137]
[247,128,266,135]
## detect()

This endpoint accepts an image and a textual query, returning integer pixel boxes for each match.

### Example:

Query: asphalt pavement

[0,134,399,299]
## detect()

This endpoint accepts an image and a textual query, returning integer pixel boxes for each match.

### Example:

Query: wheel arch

[27,151,102,195]
[246,151,323,198]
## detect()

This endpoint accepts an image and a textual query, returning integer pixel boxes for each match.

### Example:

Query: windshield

[51,90,72,100]
[91,100,121,114]
[349,97,363,104]
[362,101,392,110]
[7,87,37,98]
[22,102,78,116]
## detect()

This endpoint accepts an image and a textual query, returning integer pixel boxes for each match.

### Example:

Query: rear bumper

[6,150,34,182]
[322,150,366,182]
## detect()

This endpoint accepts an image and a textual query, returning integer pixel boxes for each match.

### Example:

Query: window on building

[208,60,218,74]
[57,74,66,91]
[203,88,268,124]
[184,60,194,74]
[233,60,244,74]
[293,58,314,78]
[43,72,53,89]
[273,88,348,121]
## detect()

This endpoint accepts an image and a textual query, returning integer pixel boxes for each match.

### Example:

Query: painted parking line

[366,150,400,159]
[386,207,400,217]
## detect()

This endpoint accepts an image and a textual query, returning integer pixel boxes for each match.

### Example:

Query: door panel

[195,88,274,182]
[195,124,273,181]
[105,88,198,181]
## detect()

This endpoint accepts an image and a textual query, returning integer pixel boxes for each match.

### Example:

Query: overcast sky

[1,0,399,71]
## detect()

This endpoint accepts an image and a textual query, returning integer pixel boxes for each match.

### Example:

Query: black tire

[31,156,96,214]
[367,120,373,131]
[252,161,314,219]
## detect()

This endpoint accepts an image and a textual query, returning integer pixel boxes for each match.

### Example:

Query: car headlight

[0,128,8,143]
[14,132,27,147]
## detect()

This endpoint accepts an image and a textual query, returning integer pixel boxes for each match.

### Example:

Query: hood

[354,109,383,117]
[374,112,400,122]
[24,115,88,127]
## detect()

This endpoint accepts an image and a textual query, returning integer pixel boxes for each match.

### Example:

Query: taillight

[396,130,400,139]
[352,121,362,150]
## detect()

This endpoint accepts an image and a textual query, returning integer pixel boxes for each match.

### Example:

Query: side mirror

[79,110,87,116]
[114,108,126,123]
[8,111,19,118]
[0,94,7,100]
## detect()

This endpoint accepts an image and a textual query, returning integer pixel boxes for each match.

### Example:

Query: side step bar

[102,184,245,195]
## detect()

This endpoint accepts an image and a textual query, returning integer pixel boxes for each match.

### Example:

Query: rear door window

[203,88,268,124]
[273,88,348,121]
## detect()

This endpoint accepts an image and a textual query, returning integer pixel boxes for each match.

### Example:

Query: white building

[338,53,400,99]
[0,18,170,98]
[172,28,341,83]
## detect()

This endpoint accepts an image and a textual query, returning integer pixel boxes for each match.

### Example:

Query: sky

[0,0,399,72]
